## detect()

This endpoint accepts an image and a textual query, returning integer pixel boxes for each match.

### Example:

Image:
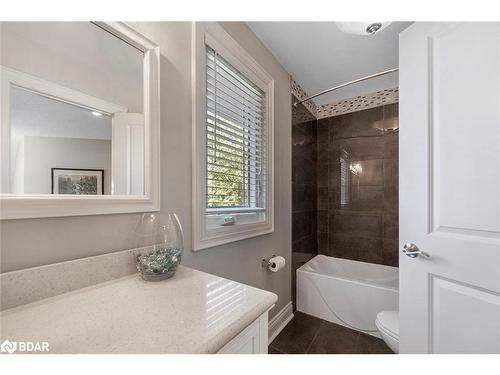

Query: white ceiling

[11,86,112,141]
[247,22,413,105]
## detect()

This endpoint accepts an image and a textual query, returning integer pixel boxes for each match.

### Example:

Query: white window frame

[0,22,160,219]
[192,22,274,251]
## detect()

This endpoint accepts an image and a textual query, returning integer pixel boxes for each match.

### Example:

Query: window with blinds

[205,45,266,214]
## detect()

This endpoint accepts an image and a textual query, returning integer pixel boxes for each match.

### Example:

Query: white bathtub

[296,254,399,338]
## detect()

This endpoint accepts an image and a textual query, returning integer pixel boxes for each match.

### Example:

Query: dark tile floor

[269,311,393,354]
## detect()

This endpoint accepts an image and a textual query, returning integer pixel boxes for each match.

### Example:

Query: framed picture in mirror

[51,168,104,195]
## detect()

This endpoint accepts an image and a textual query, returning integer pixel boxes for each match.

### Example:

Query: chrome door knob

[403,243,430,258]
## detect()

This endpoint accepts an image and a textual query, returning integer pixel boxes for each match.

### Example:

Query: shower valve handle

[403,243,430,258]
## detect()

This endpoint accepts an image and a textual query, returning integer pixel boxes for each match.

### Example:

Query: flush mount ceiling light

[91,111,103,117]
[335,22,392,36]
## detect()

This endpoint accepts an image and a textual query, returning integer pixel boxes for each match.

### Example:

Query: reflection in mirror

[10,87,112,194]
[1,22,145,195]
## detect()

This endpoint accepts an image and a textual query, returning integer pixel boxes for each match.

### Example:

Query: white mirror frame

[0,22,160,219]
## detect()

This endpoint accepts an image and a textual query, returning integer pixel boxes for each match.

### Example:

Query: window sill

[193,219,274,251]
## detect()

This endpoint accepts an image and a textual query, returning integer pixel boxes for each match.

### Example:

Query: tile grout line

[304,321,324,354]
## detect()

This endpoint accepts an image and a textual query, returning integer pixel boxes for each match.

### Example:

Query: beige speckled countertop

[0,266,277,353]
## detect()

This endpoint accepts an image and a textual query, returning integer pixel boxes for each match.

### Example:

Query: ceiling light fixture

[335,22,392,36]
[91,111,103,117]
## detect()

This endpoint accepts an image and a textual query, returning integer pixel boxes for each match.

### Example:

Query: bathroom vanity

[0,250,277,354]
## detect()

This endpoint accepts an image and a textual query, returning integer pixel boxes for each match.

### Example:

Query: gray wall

[22,136,111,194]
[0,22,292,318]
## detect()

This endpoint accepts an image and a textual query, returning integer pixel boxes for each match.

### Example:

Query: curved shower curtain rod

[293,68,399,107]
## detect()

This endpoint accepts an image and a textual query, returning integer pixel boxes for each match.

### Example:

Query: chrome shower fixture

[335,22,392,36]
[366,23,383,35]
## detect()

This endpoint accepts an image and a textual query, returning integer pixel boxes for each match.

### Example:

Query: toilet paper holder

[261,255,277,268]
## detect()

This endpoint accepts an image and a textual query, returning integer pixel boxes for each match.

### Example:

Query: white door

[112,113,144,195]
[399,22,500,353]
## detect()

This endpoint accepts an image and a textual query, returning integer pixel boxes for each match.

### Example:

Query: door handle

[403,243,430,258]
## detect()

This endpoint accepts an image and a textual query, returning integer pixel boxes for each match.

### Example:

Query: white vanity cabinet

[217,312,269,354]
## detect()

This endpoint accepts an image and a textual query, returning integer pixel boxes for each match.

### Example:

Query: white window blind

[205,45,267,214]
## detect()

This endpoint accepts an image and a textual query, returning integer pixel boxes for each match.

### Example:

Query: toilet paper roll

[268,256,286,273]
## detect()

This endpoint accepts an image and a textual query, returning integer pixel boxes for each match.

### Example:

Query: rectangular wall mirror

[0,22,160,219]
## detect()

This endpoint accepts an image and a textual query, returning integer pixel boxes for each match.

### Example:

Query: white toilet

[375,310,399,353]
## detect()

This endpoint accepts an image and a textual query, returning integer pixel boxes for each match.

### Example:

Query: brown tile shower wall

[292,98,318,255]
[316,104,399,267]
[291,97,318,308]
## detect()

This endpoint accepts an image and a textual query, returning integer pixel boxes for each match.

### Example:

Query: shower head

[366,23,383,34]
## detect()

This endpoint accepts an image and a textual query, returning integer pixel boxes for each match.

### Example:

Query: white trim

[268,301,294,344]
[191,22,275,251]
[0,22,160,219]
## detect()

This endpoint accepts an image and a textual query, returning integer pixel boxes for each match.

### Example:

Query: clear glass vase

[136,212,184,281]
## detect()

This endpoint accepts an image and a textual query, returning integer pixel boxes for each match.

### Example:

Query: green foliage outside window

[206,122,247,208]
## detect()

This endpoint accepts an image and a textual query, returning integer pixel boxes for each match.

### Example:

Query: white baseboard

[268,301,294,344]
